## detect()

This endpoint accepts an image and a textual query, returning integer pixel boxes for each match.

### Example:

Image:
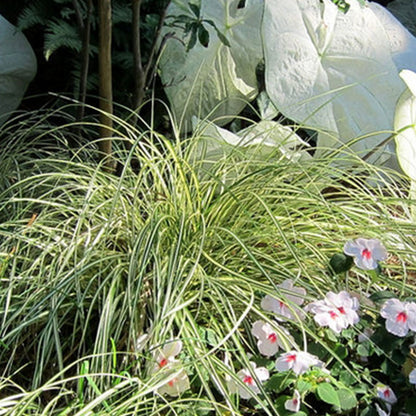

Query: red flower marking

[362,248,372,260]
[396,311,407,323]
[329,310,338,319]
[279,300,286,309]
[168,379,175,387]
[268,333,277,343]
[286,353,297,362]
[383,389,391,398]
[159,358,168,367]
[243,375,254,385]
[338,306,346,315]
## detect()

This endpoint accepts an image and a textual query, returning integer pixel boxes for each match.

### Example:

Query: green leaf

[189,3,201,18]
[337,388,357,410]
[266,373,295,393]
[369,290,396,304]
[187,27,198,51]
[198,25,210,47]
[159,0,262,131]
[405,397,416,416]
[329,253,353,275]
[316,383,341,407]
[297,379,313,394]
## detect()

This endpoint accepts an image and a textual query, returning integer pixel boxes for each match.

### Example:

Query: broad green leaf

[0,15,37,125]
[316,382,341,407]
[337,388,357,410]
[159,0,263,132]
[263,0,415,165]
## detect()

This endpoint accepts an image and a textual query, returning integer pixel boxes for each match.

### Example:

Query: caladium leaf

[369,2,416,71]
[191,117,311,184]
[263,0,412,163]
[394,70,416,182]
[160,0,263,132]
[0,15,37,125]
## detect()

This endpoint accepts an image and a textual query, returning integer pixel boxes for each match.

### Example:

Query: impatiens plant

[285,389,301,413]
[376,384,397,405]
[251,320,286,357]
[343,238,388,270]
[275,350,323,376]
[261,279,307,322]
[305,290,360,334]
[380,298,416,337]
[149,340,190,396]
[227,362,269,399]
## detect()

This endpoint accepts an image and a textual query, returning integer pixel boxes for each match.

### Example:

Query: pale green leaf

[0,16,37,125]
[394,69,416,181]
[159,0,263,132]
[263,0,415,165]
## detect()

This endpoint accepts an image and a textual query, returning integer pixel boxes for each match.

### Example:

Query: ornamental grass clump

[0,108,416,414]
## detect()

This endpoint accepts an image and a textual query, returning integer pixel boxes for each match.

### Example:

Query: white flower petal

[409,368,416,384]
[285,390,301,412]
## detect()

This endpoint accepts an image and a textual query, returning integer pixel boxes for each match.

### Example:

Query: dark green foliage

[14,0,168,109]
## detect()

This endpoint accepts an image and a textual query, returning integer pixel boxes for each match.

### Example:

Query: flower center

[268,333,277,343]
[396,311,407,323]
[243,375,254,385]
[362,248,372,260]
[329,310,339,319]
[338,306,346,315]
[286,354,297,362]
[159,358,168,367]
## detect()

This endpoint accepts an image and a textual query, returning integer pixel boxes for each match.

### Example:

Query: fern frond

[112,0,133,24]
[44,19,82,61]
[17,0,51,30]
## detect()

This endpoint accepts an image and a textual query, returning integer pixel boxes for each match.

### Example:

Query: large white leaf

[263,0,408,162]
[370,2,416,71]
[0,15,37,125]
[394,70,416,181]
[191,118,311,184]
[159,0,263,132]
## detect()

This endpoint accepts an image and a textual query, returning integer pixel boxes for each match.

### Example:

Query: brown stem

[132,0,145,112]
[98,0,114,169]
[77,0,93,123]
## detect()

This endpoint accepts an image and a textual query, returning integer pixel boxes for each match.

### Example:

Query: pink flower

[380,298,416,337]
[150,340,190,396]
[251,320,286,357]
[285,390,301,412]
[305,291,359,334]
[275,351,322,375]
[157,366,190,396]
[152,340,183,370]
[409,368,416,385]
[375,403,390,416]
[376,384,397,404]
[343,238,388,270]
[261,279,306,321]
[228,362,269,399]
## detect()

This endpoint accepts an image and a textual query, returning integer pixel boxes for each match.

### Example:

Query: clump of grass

[0,107,415,415]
